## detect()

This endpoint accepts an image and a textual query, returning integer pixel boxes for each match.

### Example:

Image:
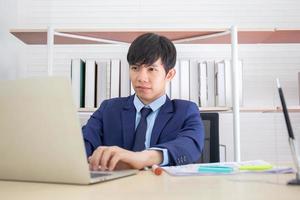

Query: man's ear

[166,68,176,81]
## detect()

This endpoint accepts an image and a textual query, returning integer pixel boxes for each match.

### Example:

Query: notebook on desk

[0,77,137,185]
[161,160,293,176]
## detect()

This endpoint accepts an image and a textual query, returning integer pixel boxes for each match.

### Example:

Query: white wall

[219,112,300,163]
[2,0,300,162]
[0,0,22,80]
[15,0,300,29]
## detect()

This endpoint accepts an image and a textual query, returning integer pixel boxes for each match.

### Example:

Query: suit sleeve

[81,100,108,157]
[152,102,204,166]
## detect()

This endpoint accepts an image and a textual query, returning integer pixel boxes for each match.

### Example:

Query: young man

[83,33,204,171]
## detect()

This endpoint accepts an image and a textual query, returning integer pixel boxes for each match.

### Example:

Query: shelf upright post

[47,26,54,76]
[231,25,241,162]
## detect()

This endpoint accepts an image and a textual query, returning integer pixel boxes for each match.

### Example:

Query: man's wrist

[149,147,169,166]
[141,150,163,167]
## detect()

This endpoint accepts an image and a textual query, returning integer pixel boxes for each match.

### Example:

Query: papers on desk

[162,160,294,176]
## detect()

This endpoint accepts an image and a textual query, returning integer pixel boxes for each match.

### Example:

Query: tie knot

[140,107,152,118]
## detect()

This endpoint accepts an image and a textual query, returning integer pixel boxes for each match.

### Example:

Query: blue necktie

[132,107,152,151]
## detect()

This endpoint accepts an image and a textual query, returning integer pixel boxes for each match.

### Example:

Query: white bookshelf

[10,27,300,162]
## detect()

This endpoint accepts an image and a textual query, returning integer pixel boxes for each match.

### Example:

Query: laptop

[276,78,300,185]
[0,77,138,184]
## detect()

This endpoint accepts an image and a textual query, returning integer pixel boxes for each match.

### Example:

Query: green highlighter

[198,165,234,173]
[239,164,273,171]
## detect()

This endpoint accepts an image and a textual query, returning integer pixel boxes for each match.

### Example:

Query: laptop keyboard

[90,172,112,178]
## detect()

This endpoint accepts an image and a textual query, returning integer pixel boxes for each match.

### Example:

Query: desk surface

[0,171,300,200]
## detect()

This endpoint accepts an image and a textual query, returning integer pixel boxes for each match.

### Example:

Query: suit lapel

[121,95,136,150]
[150,97,174,146]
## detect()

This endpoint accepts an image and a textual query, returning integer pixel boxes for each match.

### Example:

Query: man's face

[129,58,175,105]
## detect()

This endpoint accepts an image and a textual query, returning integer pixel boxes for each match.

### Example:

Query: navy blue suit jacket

[82,95,204,166]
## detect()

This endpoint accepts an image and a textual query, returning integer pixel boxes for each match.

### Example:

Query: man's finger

[108,153,121,171]
[100,148,114,171]
[90,147,105,171]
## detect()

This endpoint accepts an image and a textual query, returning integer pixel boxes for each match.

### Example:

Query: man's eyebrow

[131,63,159,68]
[150,63,159,68]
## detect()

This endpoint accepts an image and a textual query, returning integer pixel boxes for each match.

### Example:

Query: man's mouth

[136,86,151,89]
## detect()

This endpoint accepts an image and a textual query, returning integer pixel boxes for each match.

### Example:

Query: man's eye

[148,67,155,71]
[131,66,138,70]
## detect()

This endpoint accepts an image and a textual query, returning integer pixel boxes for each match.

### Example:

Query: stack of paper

[162,160,294,176]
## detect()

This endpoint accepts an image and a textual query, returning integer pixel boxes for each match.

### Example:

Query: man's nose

[137,67,149,82]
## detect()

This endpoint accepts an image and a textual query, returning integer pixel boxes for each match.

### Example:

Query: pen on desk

[152,164,163,175]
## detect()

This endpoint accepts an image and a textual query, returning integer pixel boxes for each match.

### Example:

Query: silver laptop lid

[0,77,91,184]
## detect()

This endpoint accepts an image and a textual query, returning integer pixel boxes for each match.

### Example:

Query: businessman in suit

[83,33,204,171]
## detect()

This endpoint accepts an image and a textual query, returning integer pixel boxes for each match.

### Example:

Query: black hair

[127,33,177,74]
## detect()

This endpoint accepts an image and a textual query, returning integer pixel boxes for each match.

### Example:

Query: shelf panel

[240,106,300,113]
[10,29,222,45]
[10,28,300,45]
[199,107,231,112]
[78,108,98,112]
[78,106,300,113]
[78,107,231,113]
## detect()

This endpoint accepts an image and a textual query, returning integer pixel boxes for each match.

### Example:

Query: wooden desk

[0,171,299,200]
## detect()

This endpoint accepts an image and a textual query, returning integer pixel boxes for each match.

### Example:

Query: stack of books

[71,58,130,109]
[70,58,244,109]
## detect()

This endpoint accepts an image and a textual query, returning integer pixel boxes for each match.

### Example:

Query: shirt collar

[133,94,166,113]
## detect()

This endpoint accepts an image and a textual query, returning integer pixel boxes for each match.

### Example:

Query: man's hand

[88,146,163,171]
